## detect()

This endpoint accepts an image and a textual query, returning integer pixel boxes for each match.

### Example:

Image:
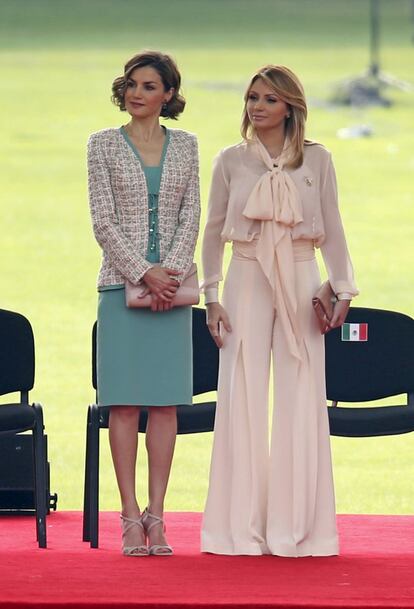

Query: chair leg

[88,404,100,548]
[32,403,47,548]
[82,406,92,542]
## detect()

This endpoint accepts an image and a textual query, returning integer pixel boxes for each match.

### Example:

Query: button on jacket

[88,127,200,288]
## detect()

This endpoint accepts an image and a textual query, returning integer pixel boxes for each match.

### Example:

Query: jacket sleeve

[87,133,152,284]
[319,153,359,297]
[200,150,229,303]
[161,135,201,279]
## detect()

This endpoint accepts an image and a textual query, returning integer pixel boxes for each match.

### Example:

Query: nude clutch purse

[125,263,200,308]
[312,281,337,334]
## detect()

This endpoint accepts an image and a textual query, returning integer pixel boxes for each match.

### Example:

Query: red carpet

[0,512,413,609]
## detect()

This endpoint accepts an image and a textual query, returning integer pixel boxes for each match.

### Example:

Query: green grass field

[1,0,413,514]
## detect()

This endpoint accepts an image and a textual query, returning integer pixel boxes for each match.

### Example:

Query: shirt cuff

[336,292,353,301]
[204,287,219,304]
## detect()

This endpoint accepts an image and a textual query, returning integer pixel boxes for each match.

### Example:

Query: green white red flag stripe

[341,323,368,342]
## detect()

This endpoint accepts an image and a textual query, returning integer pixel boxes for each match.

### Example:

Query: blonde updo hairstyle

[112,50,186,120]
[241,65,307,168]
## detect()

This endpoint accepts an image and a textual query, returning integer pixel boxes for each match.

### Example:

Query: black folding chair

[326,307,414,436]
[83,306,219,548]
[0,309,48,547]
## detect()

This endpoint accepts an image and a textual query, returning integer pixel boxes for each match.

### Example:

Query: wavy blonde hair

[241,65,307,168]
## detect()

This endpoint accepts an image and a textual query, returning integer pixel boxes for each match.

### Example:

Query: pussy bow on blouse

[202,138,358,304]
[87,127,200,288]
[243,137,305,359]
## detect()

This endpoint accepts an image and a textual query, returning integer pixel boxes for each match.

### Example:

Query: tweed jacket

[87,127,200,288]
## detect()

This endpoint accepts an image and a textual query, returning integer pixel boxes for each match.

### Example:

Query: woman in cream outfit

[88,51,200,556]
[201,65,358,557]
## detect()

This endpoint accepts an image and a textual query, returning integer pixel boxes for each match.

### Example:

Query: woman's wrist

[204,286,219,304]
[336,292,352,301]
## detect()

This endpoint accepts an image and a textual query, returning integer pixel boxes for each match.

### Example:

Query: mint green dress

[96,127,192,406]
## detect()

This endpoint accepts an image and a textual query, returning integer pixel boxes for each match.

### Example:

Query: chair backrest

[325,307,414,403]
[0,309,35,398]
[192,307,219,395]
[91,308,219,396]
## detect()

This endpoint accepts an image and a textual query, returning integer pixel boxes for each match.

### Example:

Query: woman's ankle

[121,500,141,518]
[147,503,164,518]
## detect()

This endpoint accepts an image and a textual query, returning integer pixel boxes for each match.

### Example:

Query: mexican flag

[341,323,368,342]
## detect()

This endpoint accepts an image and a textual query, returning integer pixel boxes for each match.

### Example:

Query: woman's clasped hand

[143,266,181,311]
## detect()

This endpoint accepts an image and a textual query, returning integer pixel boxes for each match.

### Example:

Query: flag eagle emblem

[341,323,368,342]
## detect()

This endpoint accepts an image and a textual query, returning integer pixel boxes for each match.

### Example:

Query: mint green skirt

[97,287,192,406]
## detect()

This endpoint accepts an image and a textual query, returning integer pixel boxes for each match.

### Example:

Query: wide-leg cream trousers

[201,240,338,557]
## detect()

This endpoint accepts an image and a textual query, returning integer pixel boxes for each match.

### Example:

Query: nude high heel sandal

[141,508,173,556]
[120,514,149,556]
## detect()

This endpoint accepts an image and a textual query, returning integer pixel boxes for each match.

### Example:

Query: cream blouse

[202,139,358,303]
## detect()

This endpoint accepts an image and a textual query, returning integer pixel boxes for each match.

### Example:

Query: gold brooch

[304,177,313,186]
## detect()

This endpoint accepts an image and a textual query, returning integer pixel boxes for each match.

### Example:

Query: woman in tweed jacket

[88,51,200,556]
